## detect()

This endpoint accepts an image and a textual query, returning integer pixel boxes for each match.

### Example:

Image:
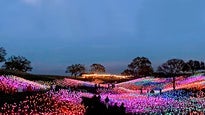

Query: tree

[121,69,134,76]
[187,60,202,74]
[0,47,6,62]
[90,63,106,73]
[157,59,186,90]
[187,60,205,74]
[128,57,153,77]
[200,61,205,70]
[182,63,191,72]
[66,64,85,77]
[2,56,32,72]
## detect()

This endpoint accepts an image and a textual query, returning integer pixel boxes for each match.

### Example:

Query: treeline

[122,57,205,77]
[1,47,205,79]
[65,63,106,77]
[65,57,205,78]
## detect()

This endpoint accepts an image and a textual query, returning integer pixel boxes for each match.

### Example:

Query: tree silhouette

[90,63,106,73]
[182,63,191,72]
[128,57,153,77]
[157,59,185,90]
[0,47,6,63]
[121,69,134,76]
[187,60,205,74]
[2,56,32,72]
[66,64,85,77]
[200,61,205,70]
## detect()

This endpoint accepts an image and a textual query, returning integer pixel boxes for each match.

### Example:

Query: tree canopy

[90,63,106,73]
[157,58,186,90]
[2,56,32,72]
[157,59,186,76]
[126,57,153,77]
[186,60,205,74]
[65,64,85,77]
[0,47,6,62]
[121,69,134,76]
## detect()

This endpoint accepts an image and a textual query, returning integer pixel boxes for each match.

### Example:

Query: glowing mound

[116,76,205,93]
[0,75,49,93]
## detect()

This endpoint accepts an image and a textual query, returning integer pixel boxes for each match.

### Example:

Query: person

[150,89,155,94]
[105,96,109,109]
[112,83,115,88]
[105,96,109,103]
[97,95,101,102]
[160,89,162,95]
[98,84,101,88]
[107,84,110,89]
[120,103,125,114]
[92,95,97,100]
[113,103,120,114]
[94,84,97,89]
[27,85,32,92]
[140,88,143,94]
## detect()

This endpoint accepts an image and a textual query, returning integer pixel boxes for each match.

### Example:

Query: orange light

[81,73,130,79]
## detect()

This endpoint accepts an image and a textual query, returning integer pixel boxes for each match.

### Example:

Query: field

[0,74,205,114]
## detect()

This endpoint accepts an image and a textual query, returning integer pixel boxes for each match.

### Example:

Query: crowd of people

[82,94,126,115]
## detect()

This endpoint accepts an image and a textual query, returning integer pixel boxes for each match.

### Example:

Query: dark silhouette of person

[98,84,101,88]
[120,103,126,114]
[112,103,122,114]
[160,89,162,95]
[112,83,115,88]
[140,88,143,94]
[97,95,101,102]
[105,96,109,103]
[105,96,109,109]
[94,84,97,89]
[92,94,97,101]
[108,84,110,89]
[150,89,155,94]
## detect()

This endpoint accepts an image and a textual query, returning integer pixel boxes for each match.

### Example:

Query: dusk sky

[0,0,205,75]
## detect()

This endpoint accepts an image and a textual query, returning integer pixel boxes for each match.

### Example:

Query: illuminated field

[1,75,205,114]
[116,75,205,93]
[0,75,49,93]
